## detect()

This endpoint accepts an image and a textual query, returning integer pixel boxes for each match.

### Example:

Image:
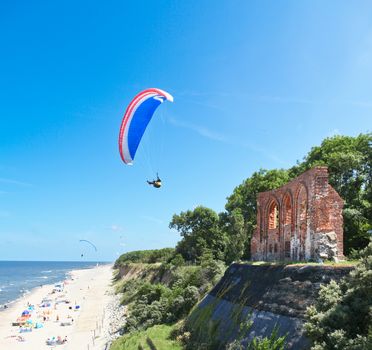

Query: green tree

[290,133,372,254]
[219,209,246,264]
[169,253,185,267]
[225,169,290,259]
[169,206,228,262]
[224,133,371,257]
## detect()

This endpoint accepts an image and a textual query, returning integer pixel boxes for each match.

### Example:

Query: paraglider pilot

[147,173,162,188]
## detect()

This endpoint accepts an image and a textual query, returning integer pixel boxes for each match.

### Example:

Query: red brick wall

[251,167,344,261]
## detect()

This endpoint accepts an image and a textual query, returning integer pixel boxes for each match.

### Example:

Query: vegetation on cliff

[304,239,372,349]
[111,133,371,350]
[114,248,175,267]
[116,252,226,332]
[112,250,289,349]
[110,324,182,350]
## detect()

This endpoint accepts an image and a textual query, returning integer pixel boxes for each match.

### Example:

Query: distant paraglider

[79,239,97,251]
[79,240,97,258]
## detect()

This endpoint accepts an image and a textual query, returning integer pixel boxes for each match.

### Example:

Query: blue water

[0,261,104,308]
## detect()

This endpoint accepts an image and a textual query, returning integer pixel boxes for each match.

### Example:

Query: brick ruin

[251,167,344,262]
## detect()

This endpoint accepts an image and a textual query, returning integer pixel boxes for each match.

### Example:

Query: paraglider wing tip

[156,89,173,103]
[122,157,133,165]
[165,93,174,103]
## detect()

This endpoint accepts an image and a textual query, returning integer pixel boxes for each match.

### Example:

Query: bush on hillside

[304,239,372,349]
[226,326,286,350]
[120,261,223,333]
[114,248,175,267]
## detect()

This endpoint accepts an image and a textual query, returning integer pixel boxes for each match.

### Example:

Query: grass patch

[110,324,182,350]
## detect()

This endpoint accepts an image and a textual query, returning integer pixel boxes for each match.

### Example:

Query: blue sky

[0,1,371,261]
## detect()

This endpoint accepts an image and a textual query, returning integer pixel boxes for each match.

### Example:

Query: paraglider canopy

[118,88,173,165]
[79,240,97,252]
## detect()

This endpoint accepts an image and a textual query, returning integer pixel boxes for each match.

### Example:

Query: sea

[0,261,104,309]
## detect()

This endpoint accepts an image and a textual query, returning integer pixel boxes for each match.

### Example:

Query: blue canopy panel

[127,96,164,161]
[119,89,173,165]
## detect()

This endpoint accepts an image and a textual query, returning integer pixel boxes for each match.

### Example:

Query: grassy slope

[110,324,182,350]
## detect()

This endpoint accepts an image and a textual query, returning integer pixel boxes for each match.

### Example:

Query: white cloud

[168,117,289,166]
[168,117,227,142]
[0,178,32,187]
[140,215,164,225]
[110,224,123,232]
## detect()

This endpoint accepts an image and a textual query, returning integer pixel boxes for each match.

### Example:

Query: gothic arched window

[283,194,292,225]
[268,201,279,229]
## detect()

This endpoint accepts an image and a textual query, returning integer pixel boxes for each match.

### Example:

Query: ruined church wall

[251,167,344,261]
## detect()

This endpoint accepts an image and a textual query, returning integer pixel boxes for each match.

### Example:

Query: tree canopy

[290,133,372,253]
[170,133,371,263]
[225,168,290,259]
[169,206,228,262]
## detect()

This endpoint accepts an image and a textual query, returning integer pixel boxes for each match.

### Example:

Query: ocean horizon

[0,261,110,308]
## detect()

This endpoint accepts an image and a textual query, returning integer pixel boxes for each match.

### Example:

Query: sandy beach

[0,264,114,350]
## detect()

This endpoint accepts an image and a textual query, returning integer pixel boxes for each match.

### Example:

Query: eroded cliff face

[117,263,174,285]
[188,263,353,349]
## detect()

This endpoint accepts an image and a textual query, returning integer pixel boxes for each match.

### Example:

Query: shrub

[115,248,175,267]
[169,254,185,267]
[304,239,372,349]
[226,327,286,350]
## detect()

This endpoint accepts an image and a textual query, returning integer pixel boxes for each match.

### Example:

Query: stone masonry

[251,167,344,261]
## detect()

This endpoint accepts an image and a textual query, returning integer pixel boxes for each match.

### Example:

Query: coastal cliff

[117,263,175,286]
[186,263,354,349]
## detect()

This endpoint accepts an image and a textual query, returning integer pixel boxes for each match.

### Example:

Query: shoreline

[0,266,91,311]
[0,264,116,349]
[0,261,108,310]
